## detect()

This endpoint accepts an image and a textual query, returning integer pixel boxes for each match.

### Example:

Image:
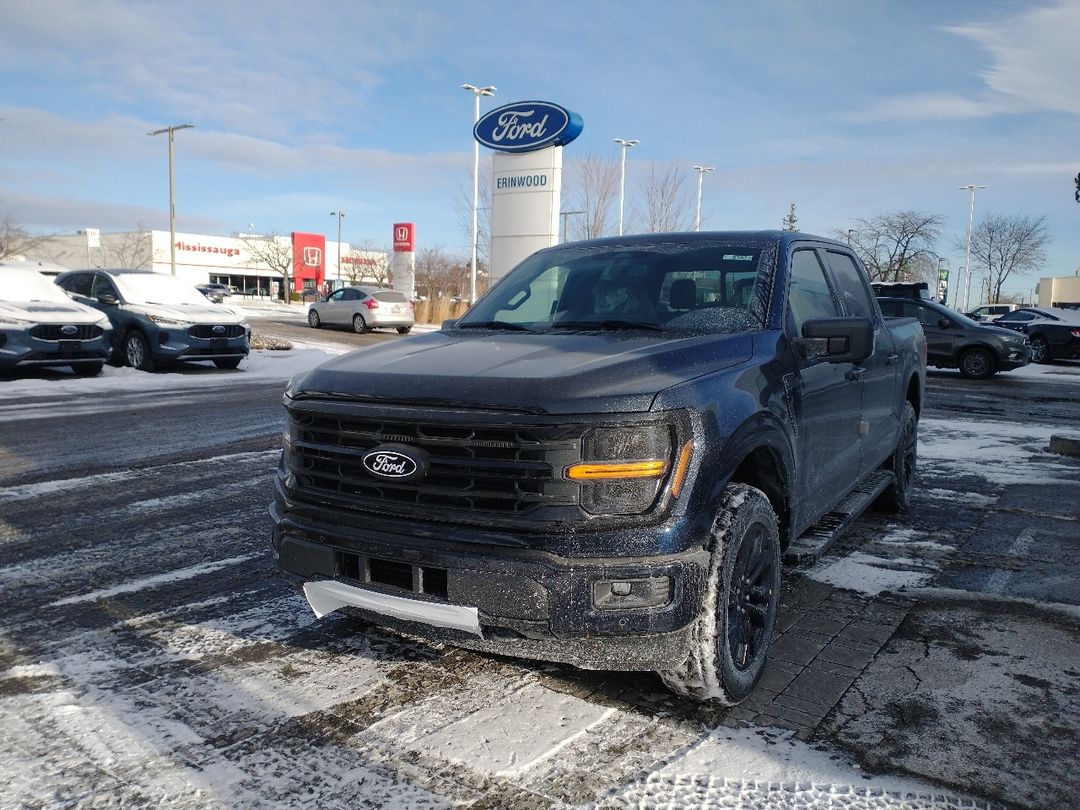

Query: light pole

[692,165,714,231]
[614,138,639,236]
[559,210,585,242]
[148,123,194,276]
[462,83,496,303]
[959,184,987,311]
[329,210,345,286]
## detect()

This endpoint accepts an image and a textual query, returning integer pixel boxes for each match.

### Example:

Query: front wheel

[658,483,781,704]
[877,400,917,512]
[352,314,369,334]
[1029,336,1050,364]
[958,347,995,379]
[124,331,155,371]
[308,310,321,329]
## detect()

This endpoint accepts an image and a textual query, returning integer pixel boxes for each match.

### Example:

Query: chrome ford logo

[362,446,425,482]
[474,100,583,153]
[212,325,226,334]
[61,325,78,336]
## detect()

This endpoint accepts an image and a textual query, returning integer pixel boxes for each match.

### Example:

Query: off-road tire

[958,347,995,379]
[308,310,321,328]
[352,314,369,334]
[658,483,781,704]
[877,400,917,512]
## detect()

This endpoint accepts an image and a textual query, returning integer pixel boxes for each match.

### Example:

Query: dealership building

[26,229,390,298]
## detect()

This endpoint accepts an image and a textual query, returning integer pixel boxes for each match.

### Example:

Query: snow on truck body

[270,230,926,703]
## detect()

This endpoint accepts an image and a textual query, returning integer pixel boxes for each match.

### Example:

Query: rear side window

[787,249,839,333]
[824,251,874,317]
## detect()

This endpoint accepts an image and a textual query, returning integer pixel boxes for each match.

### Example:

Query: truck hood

[291,330,755,414]
[0,299,107,325]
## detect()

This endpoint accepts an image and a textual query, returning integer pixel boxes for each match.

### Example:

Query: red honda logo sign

[393,222,415,252]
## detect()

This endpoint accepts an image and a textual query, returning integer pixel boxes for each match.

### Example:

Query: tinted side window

[1005,312,1036,323]
[343,289,361,301]
[60,273,93,297]
[878,299,904,318]
[91,274,118,300]
[787,249,839,333]
[912,303,944,328]
[824,251,874,317]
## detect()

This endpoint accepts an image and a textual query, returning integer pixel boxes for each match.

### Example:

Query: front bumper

[149,327,250,362]
[270,478,709,671]
[0,327,111,369]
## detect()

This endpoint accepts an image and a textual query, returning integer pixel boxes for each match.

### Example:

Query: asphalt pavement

[1,348,1078,809]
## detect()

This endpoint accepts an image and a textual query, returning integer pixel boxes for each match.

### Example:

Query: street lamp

[148,123,194,276]
[329,210,345,285]
[614,138,639,236]
[462,83,496,303]
[692,165,714,231]
[958,184,988,311]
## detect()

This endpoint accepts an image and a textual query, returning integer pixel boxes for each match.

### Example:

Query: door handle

[846,367,866,382]
[885,353,899,365]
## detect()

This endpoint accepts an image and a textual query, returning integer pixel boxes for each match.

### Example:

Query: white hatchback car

[307,286,414,334]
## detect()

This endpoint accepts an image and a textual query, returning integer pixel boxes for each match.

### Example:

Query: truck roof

[542,230,849,252]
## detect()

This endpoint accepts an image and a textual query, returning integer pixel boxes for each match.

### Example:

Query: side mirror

[800,317,873,364]
[937,317,950,329]
[441,318,458,330]
[96,294,119,306]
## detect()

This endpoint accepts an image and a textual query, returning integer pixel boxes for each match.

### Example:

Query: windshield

[113,273,215,306]
[457,241,769,334]
[3,270,73,304]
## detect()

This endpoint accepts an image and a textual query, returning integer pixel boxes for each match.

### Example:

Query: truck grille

[188,324,246,339]
[30,324,104,341]
[286,407,583,520]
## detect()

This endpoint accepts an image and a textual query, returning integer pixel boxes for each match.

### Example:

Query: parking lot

[1,323,1079,809]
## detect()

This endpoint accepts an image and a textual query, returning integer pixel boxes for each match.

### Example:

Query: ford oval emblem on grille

[362,445,426,482]
[212,325,226,334]
[61,324,78,336]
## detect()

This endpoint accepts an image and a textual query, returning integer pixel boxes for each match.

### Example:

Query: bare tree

[239,233,294,301]
[99,225,151,269]
[968,214,1049,304]
[342,241,392,286]
[455,158,492,267]
[840,211,945,282]
[0,215,53,260]
[564,151,620,239]
[414,247,469,300]
[640,162,692,233]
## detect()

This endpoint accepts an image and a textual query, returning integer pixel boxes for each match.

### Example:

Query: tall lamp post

[692,165,714,231]
[148,123,194,276]
[614,138,639,236]
[959,184,987,311]
[329,210,345,286]
[462,83,496,303]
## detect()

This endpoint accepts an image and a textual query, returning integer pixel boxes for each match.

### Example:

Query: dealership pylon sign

[474,101,583,281]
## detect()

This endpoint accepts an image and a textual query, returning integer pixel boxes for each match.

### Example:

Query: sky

[1,0,1078,300]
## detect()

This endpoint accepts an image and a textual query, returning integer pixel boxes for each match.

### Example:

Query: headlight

[147,314,193,326]
[0,315,33,326]
[566,425,673,515]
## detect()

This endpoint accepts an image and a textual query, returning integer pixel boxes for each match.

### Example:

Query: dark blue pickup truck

[271,230,926,703]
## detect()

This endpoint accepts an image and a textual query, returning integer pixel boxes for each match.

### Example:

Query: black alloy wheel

[877,400,917,512]
[1029,336,1050,364]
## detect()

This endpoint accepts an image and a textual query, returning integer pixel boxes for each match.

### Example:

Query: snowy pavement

[1,354,1079,808]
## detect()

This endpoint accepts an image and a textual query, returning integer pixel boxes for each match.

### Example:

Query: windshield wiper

[552,319,664,332]
[456,321,533,331]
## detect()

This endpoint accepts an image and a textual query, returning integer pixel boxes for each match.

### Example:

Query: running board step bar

[783,470,894,567]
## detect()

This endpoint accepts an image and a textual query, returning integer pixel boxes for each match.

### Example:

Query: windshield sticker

[723,254,754,261]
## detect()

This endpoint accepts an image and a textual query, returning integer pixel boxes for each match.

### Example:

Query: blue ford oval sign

[474,101,584,153]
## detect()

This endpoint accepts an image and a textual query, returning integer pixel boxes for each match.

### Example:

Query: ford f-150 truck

[272,230,926,703]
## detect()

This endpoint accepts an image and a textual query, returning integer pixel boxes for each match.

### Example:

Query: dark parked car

[55,269,250,371]
[993,307,1080,363]
[0,266,112,376]
[878,296,1029,379]
[307,286,414,333]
